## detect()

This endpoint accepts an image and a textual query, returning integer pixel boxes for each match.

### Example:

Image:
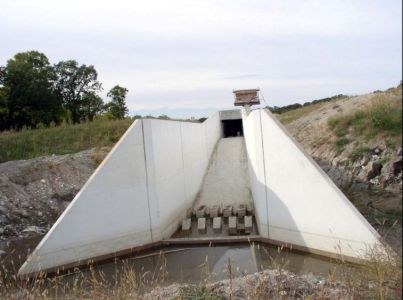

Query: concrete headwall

[243,109,382,259]
[19,114,221,275]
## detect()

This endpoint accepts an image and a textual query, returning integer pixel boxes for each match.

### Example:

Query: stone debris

[141,268,382,299]
[0,147,109,241]
[22,226,46,234]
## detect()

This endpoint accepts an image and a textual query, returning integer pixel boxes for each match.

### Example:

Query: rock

[366,162,382,180]
[336,158,349,167]
[370,178,379,185]
[360,155,370,166]
[374,148,382,155]
[22,226,45,234]
[4,225,16,235]
[0,250,6,256]
[372,154,380,160]
[19,209,29,218]
[392,159,402,176]
[397,147,402,156]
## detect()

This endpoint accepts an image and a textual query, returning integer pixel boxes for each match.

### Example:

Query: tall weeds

[0,118,133,163]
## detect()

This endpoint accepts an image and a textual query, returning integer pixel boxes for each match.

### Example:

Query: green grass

[277,101,330,125]
[335,137,351,154]
[349,146,370,162]
[328,93,402,150]
[0,118,134,163]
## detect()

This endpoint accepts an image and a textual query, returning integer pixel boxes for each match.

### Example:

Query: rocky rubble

[0,148,109,241]
[142,269,385,299]
[283,92,402,217]
[315,146,402,196]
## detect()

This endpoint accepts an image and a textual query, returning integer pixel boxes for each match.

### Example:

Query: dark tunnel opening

[222,119,243,137]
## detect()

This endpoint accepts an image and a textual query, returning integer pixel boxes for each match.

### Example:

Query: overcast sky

[1,0,401,118]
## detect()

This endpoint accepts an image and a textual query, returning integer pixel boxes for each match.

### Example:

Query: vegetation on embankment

[0,118,133,163]
[267,94,348,116]
[328,87,402,155]
[276,99,336,125]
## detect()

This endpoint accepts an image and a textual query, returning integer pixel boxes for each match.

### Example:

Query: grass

[0,118,134,163]
[327,93,402,150]
[277,101,332,125]
[0,243,401,299]
[335,137,351,154]
[349,146,370,162]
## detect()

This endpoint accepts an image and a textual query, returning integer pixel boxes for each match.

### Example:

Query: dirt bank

[142,268,399,299]
[0,148,109,241]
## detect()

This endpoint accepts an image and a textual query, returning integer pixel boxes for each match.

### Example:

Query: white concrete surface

[19,105,384,275]
[194,137,253,210]
[219,109,241,120]
[19,113,221,276]
[242,108,383,259]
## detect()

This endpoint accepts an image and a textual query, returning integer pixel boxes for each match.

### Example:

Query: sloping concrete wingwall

[242,109,382,259]
[143,115,221,240]
[19,114,221,275]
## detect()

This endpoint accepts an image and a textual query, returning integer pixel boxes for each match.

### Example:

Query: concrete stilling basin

[18,108,384,276]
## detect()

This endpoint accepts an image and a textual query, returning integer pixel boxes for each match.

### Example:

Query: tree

[0,67,8,130]
[1,51,64,129]
[0,86,9,131]
[54,60,102,123]
[106,85,128,119]
[80,92,104,121]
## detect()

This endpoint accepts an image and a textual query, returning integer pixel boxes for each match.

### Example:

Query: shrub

[349,146,370,162]
[328,93,402,150]
[369,98,402,134]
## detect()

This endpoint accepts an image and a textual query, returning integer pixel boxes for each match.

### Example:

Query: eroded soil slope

[278,86,402,251]
[0,148,109,241]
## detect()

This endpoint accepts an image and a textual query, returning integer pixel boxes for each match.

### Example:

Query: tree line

[0,51,129,131]
[267,94,348,114]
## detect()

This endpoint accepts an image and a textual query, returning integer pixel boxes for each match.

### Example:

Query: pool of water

[1,236,357,288]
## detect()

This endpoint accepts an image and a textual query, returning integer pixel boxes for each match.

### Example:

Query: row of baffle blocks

[181,215,253,235]
[192,204,254,219]
[182,203,254,235]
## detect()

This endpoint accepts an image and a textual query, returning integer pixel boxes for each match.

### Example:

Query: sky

[0,0,401,118]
